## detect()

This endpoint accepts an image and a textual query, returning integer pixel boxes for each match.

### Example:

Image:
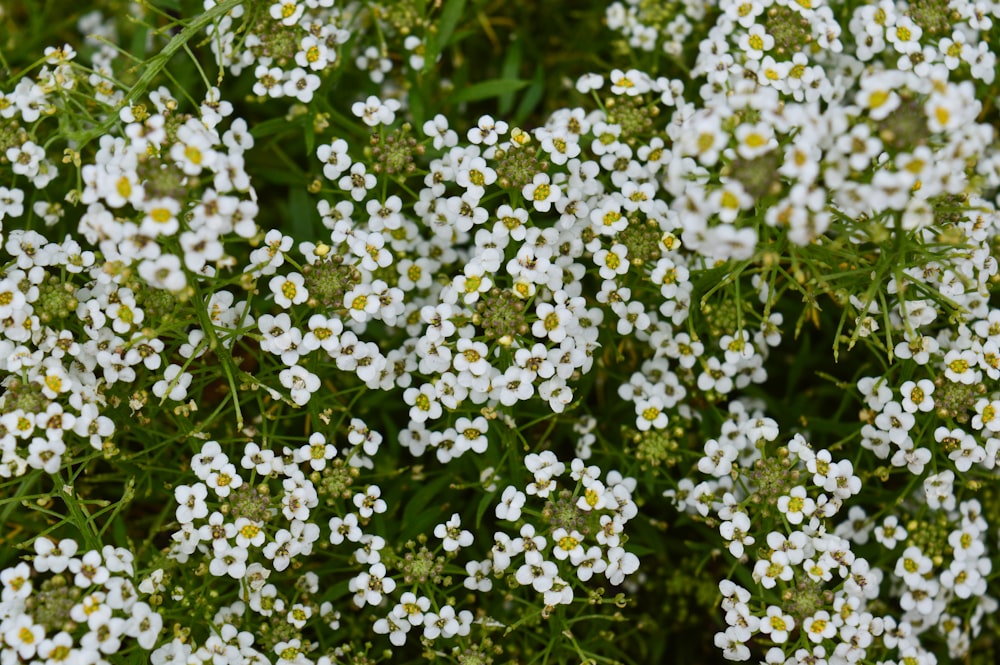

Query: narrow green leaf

[409,83,427,129]
[475,487,496,530]
[424,0,466,71]
[251,116,295,139]
[304,117,316,156]
[514,64,545,124]
[401,473,453,540]
[498,37,522,115]
[451,78,529,105]
[289,186,315,241]
[129,23,150,62]
[253,168,303,186]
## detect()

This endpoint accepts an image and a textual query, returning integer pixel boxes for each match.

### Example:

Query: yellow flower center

[868,90,890,109]
[948,358,968,374]
[184,145,203,165]
[116,176,132,199]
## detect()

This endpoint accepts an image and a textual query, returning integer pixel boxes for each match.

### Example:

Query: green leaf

[424,0,466,71]
[451,78,529,105]
[498,37,522,115]
[409,83,427,129]
[129,23,150,62]
[304,117,316,156]
[251,116,296,139]
[253,168,303,186]
[514,65,545,124]
[475,487,497,530]
[289,186,315,241]
[400,473,453,540]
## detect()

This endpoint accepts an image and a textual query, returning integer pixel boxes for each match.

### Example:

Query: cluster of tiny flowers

[0,230,125,477]
[203,0,351,103]
[0,540,162,663]
[676,400,998,662]
[0,17,112,246]
[605,0,713,56]
[858,305,1000,476]
[169,439,326,577]
[163,433,405,662]
[490,452,640,605]
[149,593,344,665]
[2,0,1000,662]
[77,88,259,289]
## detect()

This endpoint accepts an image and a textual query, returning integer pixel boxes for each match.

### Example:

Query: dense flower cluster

[1,0,1000,663]
[1,540,161,663]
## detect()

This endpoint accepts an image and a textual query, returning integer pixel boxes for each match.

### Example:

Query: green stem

[70,0,244,147]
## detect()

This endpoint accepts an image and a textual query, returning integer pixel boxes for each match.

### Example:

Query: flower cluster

[1,539,162,663]
[1,0,1000,663]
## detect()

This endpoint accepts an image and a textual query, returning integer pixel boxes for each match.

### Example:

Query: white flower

[899,379,935,413]
[1,562,32,601]
[894,546,933,588]
[283,68,321,103]
[594,243,629,280]
[522,173,561,212]
[3,615,44,660]
[515,557,558,592]
[495,486,526,521]
[152,364,192,401]
[297,36,331,71]
[759,606,794,643]
[68,549,110,588]
[803,610,836,643]
[551,528,584,561]
[605,546,639,584]
[353,485,387,518]
[467,115,508,145]
[776,486,815,525]
[351,95,401,127]
[434,513,473,552]
[422,114,458,149]
[270,272,308,308]
[174,483,209,524]
[714,627,750,661]
[277,366,319,406]
[338,162,377,201]
[973,398,1000,433]
[270,0,304,26]
[575,73,603,94]
[463,559,493,592]
[329,514,363,544]
[571,545,608,581]
[349,562,395,607]
[873,515,907,549]
[719,512,754,558]
[374,613,410,647]
[317,139,352,181]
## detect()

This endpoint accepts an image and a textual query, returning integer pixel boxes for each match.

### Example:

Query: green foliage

[1,1,1000,664]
